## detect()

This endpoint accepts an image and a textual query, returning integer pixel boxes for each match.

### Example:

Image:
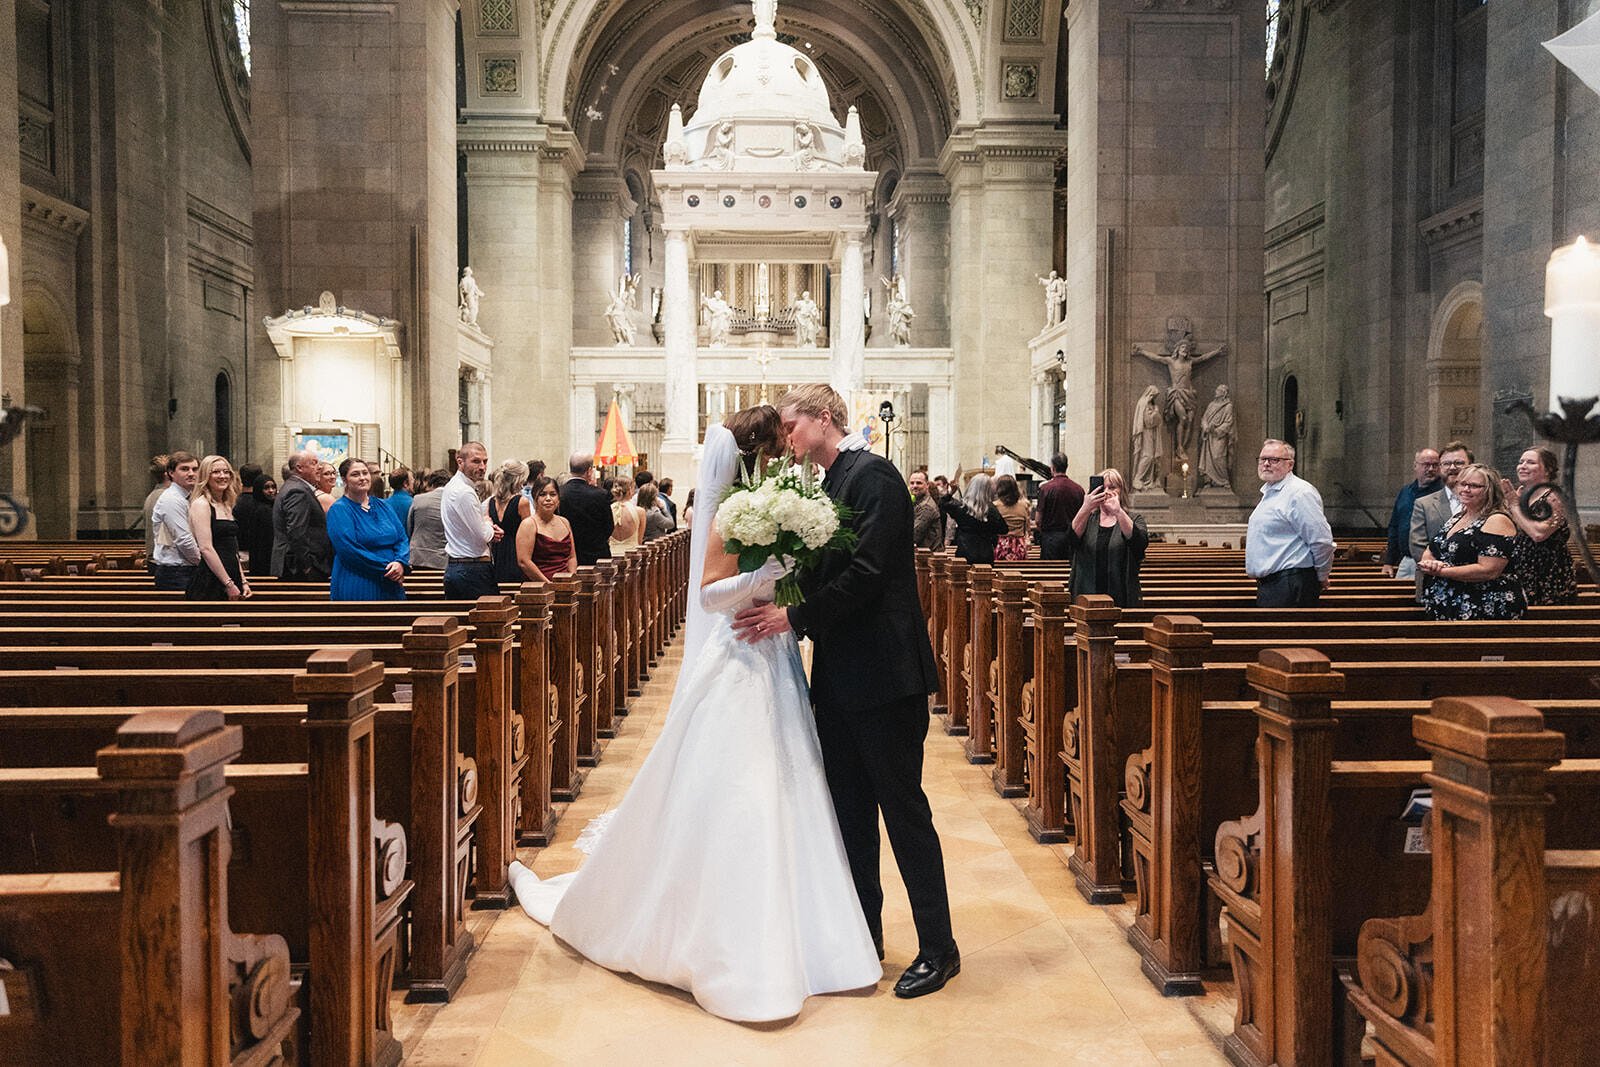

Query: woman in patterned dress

[1417,463,1526,620]
[1502,447,1579,606]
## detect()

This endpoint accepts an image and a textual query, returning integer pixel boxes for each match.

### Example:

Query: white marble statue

[1036,269,1067,329]
[1198,384,1236,490]
[701,289,733,347]
[882,274,913,347]
[458,267,485,327]
[1132,385,1164,491]
[605,273,641,346]
[792,290,822,347]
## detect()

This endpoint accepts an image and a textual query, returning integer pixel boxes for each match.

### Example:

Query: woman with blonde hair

[186,455,251,601]
[1418,462,1525,619]
[487,459,532,584]
[609,475,646,555]
[315,461,337,511]
[937,471,1007,564]
[1066,468,1149,606]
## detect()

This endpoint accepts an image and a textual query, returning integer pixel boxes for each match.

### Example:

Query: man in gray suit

[1409,440,1473,598]
[271,450,332,579]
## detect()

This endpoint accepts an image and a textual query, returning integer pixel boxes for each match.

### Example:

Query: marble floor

[394,640,1235,1064]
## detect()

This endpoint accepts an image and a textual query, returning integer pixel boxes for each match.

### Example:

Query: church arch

[19,282,81,539]
[545,0,973,161]
[1425,280,1484,451]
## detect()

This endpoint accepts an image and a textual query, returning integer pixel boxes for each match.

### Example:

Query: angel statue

[881,274,914,347]
[605,273,642,346]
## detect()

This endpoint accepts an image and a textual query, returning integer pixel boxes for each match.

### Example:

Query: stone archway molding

[541,0,981,135]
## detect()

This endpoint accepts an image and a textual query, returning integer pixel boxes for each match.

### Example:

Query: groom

[732,383,958,998]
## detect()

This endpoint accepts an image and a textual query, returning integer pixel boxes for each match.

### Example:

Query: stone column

[461,124,583,469]
[1031,372,1050,461]
[253,0,461,468]
[833,231,867,398]
[941,130,1065,470]
[570,382,596,456]
[572,174,634,348]
[1064,0,1265,508]
[928,382,955,476]
[886,173,951,348]
[660,225,697,487]
[704,383,728,426]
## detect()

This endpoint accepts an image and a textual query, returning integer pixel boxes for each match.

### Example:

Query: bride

[508,404,882,1022]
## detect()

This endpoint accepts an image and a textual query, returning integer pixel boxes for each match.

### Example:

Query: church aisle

[395,638,1231,1064]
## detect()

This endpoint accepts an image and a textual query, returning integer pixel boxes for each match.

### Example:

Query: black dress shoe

[893,946,960,998]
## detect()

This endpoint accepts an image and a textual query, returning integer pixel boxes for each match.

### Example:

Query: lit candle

[1545,235,1600,408]
[0,234,9,306]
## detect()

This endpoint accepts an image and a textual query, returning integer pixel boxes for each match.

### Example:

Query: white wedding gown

[509,426,881,1023]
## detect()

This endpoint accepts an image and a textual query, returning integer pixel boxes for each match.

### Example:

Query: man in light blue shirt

[1245,439,1335,607]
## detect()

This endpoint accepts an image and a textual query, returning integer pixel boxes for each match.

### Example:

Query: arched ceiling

[553,0,972,175]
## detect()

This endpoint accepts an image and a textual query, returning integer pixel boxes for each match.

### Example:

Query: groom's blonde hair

[778,384,847,429]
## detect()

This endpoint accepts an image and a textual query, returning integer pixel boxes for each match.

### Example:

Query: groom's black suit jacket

[787,448,939,715]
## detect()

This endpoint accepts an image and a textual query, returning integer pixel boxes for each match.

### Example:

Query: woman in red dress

[516,476,578,581]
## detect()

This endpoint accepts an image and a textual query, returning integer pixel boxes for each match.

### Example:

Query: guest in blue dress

[327,457,410,601]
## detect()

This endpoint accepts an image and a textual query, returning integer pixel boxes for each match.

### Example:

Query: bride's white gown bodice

[509,579,881,1023]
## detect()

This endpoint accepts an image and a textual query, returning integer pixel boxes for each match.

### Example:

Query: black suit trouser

[1038,529,1072,561]
[814,691,955,957]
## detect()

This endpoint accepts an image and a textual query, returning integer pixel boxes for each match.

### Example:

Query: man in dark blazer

[1409,441,1472,599]
[271,450,332,579]
[559,452,615,566]
[733,384,956,1000]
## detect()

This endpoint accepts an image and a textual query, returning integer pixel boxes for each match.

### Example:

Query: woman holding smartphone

[1066,468,1148,606]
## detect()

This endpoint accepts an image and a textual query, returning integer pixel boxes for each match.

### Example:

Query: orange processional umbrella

[594,398,638,467]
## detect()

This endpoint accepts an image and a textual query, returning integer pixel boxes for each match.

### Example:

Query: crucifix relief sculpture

[1132,326,1227,467]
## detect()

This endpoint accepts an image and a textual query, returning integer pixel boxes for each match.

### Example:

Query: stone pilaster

[885,172,950,349]
[940,128,1065,470]
[253,0,461,469]
[459,121,584,467]
[571,172,634,348]
[1064,0,1264,512]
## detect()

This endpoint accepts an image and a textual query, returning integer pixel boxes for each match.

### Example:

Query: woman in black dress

[937,473,1008,565]
[239,474,277,578]
[186,455,251,601]
[1418,463,1524,620]
[487,459,532,584]
[1502,447,1579,605]
[1065,468,1149,607]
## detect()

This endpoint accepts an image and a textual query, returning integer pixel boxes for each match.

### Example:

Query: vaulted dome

[692,32,836,128]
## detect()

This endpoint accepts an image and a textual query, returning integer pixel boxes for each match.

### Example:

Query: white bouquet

[715,457,857,606]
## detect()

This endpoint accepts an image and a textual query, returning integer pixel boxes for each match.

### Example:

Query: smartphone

[1089,475,1105,494]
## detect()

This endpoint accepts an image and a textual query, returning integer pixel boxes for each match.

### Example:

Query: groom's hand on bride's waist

[732,602,792,644]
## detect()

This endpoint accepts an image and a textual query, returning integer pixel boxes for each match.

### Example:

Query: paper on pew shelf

[393,684,413,703]
[53,665,78,671]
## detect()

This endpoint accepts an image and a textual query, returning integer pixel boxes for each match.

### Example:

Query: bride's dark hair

[723,404,785,465]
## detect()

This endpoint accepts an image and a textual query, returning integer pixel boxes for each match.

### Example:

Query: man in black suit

[657,477,679,529]
[732,384,956,999]
[271,450,332,579]
[559,452,615,566]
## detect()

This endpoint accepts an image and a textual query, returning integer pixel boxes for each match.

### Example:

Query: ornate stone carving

[482,55,520,95]
[1002,62,1040,100]
[1198,384,1236,489]
[1004,0,1043,39]
[1132,321,1228,466]
[479,0,517,34]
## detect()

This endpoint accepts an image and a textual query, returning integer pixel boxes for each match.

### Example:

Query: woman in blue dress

[327,457,410,601]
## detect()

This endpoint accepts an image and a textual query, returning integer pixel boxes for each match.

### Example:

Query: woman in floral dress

[1502,447,1579,606]
[1417,463,1526,620]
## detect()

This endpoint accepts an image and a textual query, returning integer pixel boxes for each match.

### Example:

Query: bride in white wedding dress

[508,406,881,1023]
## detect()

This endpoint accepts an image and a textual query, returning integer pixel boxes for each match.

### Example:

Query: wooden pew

[1342,698,1600,1066]
[0,709,300,1066]
[1210,660,1600,1065]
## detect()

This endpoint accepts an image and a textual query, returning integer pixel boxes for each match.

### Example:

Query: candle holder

[1505,395,1600,586]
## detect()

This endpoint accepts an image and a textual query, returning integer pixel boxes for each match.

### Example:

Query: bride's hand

[732,602,792,643]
